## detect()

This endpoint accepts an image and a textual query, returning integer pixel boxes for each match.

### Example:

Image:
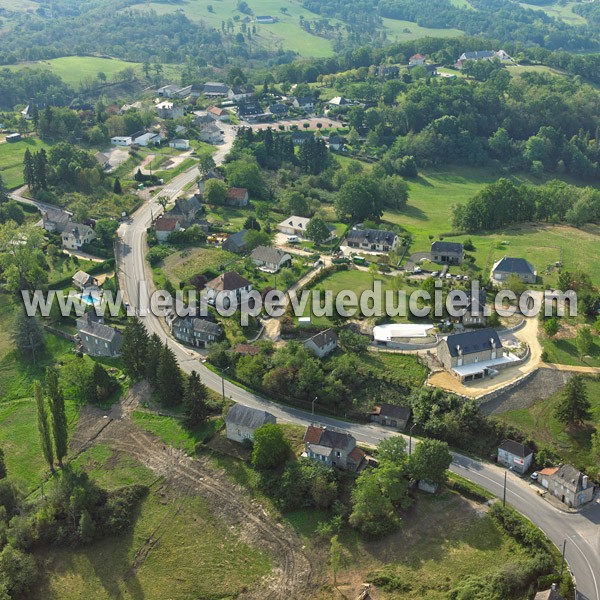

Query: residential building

[537,467,559,490]
[202,82,232,97]
[154,216,181,242]
[328,135,344,151]
[255,15,276,23]
[225,187,249,206]
[72,270,98,291]
[205,271,253,306]
[168,138,190,150]
[94,152,110,169]
[222,229,249,254]
[303,329,338,358]
[155,101,185,120]
[169,196,202,227]
[42,208,71,233]
[327,96,352,107]
[497,439,534,475]
[111,135,133,146]
[547,464,595,508]
[345,228,399,253]
[135,132,161,147]
[431,241,464,265]
[238,100,264,119]
[61,222,95,250]
[491,256,536,284]
[277,215,310,237]
[171,316,222,348]
[227,85,255,101]
[199,122,222,144]
[292,96,315,111]
[207,105,230,121]
[448,288,487,327]
[197,170,222,194]
[437,328,508,383]
[21,105,35,120]
[291,130,314,145]
[268,102,288,117]
[369,403,411,431]
[376,65,400,79]
[250,246,292,272]
[303,425,365,472]
[409,53,426,66]
[226,403,276,443]
[76,315,123,357]
[455,50,511,68]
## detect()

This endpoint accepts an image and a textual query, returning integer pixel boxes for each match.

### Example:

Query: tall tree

[251,423,290,470]
[113,177,122,194]
[45,368,68,467]
[121,318,149,380]
[34,380,54,472]
[306,217,331,245]
[555,375,592,426]
[0,445,6,479]
[23,149,35,189]
[11,308,45,364]
[145,333,162,387]
[409,438,452,486]
[184,371,209,426]
[34,149,48,190]
[156,343,183,406]
[576,326,594,358]
[89,362,116,404]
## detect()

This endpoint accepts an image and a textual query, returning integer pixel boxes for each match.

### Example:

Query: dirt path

[70,383,315,599]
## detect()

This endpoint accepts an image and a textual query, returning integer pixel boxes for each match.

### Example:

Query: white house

[154,216,181,242]
[225,404,276,443]
[409,53,426,66]
[111,136,133,146]
[199,122,222,144]
[62,223,96,250]
[303,329,338,358]
[293,96,315,111]
[155,101,184,120]
[168,138,190,150]
[497,439,533,475]
[277,215,310,237]
[135,132,162,147]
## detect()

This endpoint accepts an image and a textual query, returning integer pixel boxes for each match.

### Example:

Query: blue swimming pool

[79,293,101,306]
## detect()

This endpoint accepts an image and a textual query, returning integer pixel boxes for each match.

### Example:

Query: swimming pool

[79,292,102,306]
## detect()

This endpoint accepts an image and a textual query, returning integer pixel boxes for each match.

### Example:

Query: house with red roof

[225,187,249,206]
[302,425,365,472]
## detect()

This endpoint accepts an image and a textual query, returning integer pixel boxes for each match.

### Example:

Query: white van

[287,235,300,243]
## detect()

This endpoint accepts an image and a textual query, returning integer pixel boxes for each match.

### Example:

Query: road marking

[452,462,528,503]
[568,534,600,600]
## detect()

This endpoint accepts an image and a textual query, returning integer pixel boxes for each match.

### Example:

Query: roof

[371,403,411,421]
[223,229,248,250]
[72,270,94,287]
[192,319,222,336]
[538,467,559,477]
[63,222,94,238]
[492,256,536,275]
[328,96,351,105]
[226,403,275,429]
[203,82,231,93]
[295,96,314,105]
[77,319,122,343]
[234,344,261,355]
[268,103,288,113]
[411,53,426,59]
[304,329,338,350]
[431,241,463,254]
[201,122,221,133]
[291,130,313,140]
[346,228,397,245]
[348,447,366,463]
[206,271,252,291]
[460,50,495,60]
[169,138,189,145]
[226,187,248,200]
[250,245,290,264]
[303,425,355,451]
[154,216,179,232]
[552,464,589,493]
[94,152,109,164]
[534,587,563,600]
[135,132,160,144]
[43,209,71,228]
[238,100,263,116]
[443,327,503,357]
[170,195,201,216]
[498,439,533,458]
[208,105,227,116]
[278,216,310,230]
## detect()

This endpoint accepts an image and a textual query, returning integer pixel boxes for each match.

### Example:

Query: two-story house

[547,464,595,508]
[431,241,464,265]
[205,271,253,307]
[171,316,222,348]
[225,404,276,443]
[345,228,399,253]
[491,256,536,284]
[76,314,123,357]
[303,425,365,472]
[497,439,534,475]
[303,329,338,358]
[62,222,96,250]
[370,403,411,431]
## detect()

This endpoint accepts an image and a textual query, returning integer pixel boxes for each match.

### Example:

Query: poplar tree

[34,380,54,472]
[46,368,68,467]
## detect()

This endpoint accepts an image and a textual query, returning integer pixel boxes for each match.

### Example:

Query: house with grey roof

[547,464,594,508]
[72,270,98,291]
[62,222,96,250]
[303,425,365,472]
[222,229,249,254]
[76,316,123,357]
[225,403,276,443]
[171,316,222,348]
[169,196,202,227]
[431,241,464,265]
[491,256,536,284]
[497,439,534,474]
[205,271,253,306]
[437,328,517,383]
[199,122,222,144]
[303,329,338,358]
[370,403,411,431]
[345,228,399,253]
[250,246,292,273]
[202,82,232,97]
[42,208,71,234]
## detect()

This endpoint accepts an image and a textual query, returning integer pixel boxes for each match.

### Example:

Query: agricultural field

[494,377,600,474]
[0,136,52,189]
[380,17,463,41]
[519,1,587,26]
[34,444,272,600]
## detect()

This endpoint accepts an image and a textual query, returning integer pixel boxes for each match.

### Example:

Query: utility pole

[408,422,418,455]
[311,396,318,416]
[560,538,567,579]
[221,366,230,402]
[503,471,507,507]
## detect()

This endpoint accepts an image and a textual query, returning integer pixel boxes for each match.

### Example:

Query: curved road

[113,129,600,600]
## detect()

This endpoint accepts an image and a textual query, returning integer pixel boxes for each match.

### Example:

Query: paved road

[115,128,600,600]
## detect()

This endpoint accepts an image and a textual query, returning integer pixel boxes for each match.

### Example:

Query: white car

[530,472,539,481]
[445,273,452,279]
[414,267,422,273]
[431,271,439,277]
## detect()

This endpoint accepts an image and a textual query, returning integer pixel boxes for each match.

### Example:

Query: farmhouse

[168,138,190,150]
[437,328,519,383]
[205,271,253,306]
[225,187,249,206]
[431,241,464,265]
[497,439,534,475]
[225,404,276,443]
[171,316,222,348]
[153,216,181,242]
[345,228,399,253]
[250,246,292,272]
[76,315,123,357]
[72,270,98,291]
[169,196,202,227]
[228,85,255,101]
[547,464,594,508]
[370,403,411,431]
[303,425,365,472]
[491,256,536,284]
[277,215,310,237]
[61,222,96,250]
[303,329,338,358]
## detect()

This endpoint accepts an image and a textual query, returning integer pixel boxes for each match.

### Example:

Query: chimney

[582,475,589,489]
[551,583,557,591]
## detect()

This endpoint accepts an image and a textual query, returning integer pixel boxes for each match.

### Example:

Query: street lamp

[408,422,418,455]
[221,366,231,402]
[311,396,318,416]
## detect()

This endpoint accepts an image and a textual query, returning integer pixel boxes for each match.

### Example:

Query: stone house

[303,425,365,472]
[76,314,123,357]
[171,316,222,348]
[497,439,534,475]
[225,187,249,207]
[62,222,96,250]
[169,196,202,227]
[491,256,536,284]
[225,404,276,443]
[154,216,181,242]
[205,271,253,306]
[431,241,464,265]
[547,464,594,508]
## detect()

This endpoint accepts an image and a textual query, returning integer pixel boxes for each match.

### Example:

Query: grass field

[542,332,600,368]
[362,351,428,386]
[519,1,587,25]
[0,137,52,189]
[35,444,272,600]
[380,17,463,41]
[161,246,239,285]
[494,377,600,474]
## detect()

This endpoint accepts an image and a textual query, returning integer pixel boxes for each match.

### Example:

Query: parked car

[445,273,452,279]
[414,266,422,273]
[432,271,439,277]
[530,471,539,481]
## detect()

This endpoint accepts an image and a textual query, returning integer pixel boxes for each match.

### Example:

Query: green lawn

[0,137,52,189]
[161,246,239,285]
[519,1,587,25]
[362,351,428,387]
[494,378,600,474]
[542,333,600,368]
[380,17,463,41]
[34,443,272,600]
[132,412,224,454]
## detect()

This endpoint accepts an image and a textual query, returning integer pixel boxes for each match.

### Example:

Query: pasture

[0,137,52,189]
